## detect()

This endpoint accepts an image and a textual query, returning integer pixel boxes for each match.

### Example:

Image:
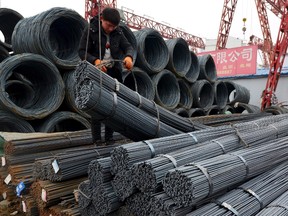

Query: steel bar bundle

[20,195,39,216]
[33,158,54,180]
[87,157,113,187]
[4,129,92,155]
[110,125,235,174]
[133,118,288,192]
[126,191,153,216]
[163,136,288,207]
[187,161,288,216]
[256,190,288,215]
[47,145,116,182]
[7,163,34,187]
[78,180,93,212]
[91,182,123,215]
[30,177,86,208]
[74,60,200,132]
[75,75,182,141]
[61,206,81,216]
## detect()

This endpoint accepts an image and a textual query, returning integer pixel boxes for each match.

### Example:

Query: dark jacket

[78,16,134,79]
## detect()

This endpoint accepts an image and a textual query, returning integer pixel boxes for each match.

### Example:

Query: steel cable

[0,53,65,120]
[163,136,288,207]
[197,54,217,83]
[151,69,180,110]
[165,38,191,78]
[11,7,87,69]
[184,51,200,83]
[133,28,169,74]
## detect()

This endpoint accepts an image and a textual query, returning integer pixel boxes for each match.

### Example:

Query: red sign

[199,45,257,77]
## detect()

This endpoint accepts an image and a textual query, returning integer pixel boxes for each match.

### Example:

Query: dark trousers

[91,118,114,143]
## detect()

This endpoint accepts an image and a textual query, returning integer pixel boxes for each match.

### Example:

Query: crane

[84,0,205,50]
[216,0,288,110]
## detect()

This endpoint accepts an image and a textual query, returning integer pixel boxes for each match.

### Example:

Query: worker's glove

[94,59,107,73]
[123,56,133,70]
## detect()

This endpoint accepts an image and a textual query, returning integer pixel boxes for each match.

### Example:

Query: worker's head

[101,7,120,34]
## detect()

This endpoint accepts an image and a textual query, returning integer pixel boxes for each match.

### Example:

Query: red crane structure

[216,0,288,109]
[84,0,205,50]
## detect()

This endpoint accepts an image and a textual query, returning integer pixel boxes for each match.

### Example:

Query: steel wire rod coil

[173,108,190,118]
[220,105,235,114]
[35,111,91,133]
[177,78,193,110]
[0,53,65,120]
[11,7,87,69]
[74,61,198,132]
[165,38,191,78]
[133,119,288,193]
[256,187,288,215]
[122,67,155,100]
[187,161,288,216]
[133,28,169,74]
[234,102,261,114]
[163,136,288,207]
[0,45,10,63]
[0,110,34,132]
[224,80,250,105]
[213,80,228,109]
[110,125,235,174]
[191,79,214,110]
[205,105,221,115]
[197,54,217,83]
[263,105,288,115]
[151,69,180,110]
[75,75,182,141]
[62,70,91,119]
[188,108,206,117]
[0,8,23,51]
[184,51,200,83]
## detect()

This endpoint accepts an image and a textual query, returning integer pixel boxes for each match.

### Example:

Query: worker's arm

[78,26,97,64]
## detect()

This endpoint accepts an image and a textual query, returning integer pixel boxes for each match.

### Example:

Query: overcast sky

[1,0,281,44]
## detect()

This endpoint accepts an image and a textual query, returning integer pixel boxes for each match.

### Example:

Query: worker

[78,7,135,144]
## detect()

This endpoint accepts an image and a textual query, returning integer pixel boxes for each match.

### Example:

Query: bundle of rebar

[78,180,92,212]
[133,118,288,192]
[163,136,288,207]
[46,145,116,182]
[4,129,92,155]
[20,195,39,216]
[110,125,235,174]
[87,157,113,187]
[187,161,288,215]
[74,60,200,132]
[125,191,153,216]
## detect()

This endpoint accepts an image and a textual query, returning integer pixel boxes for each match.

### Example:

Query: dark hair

[102,7,121,26]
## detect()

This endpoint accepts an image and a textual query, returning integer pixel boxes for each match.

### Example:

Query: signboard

[199,45,257,77]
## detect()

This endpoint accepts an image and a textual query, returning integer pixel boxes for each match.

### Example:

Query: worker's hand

[94,59,107,73]
[123,56,133,70]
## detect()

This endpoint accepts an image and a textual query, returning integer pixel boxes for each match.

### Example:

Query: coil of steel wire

[165,38,191,78]
[188,108,206,117]
[205,105,221,115]
[122,67,155,100]
[184,51,200,83]
[110,125,235,174]
[173,108,190,118]
[234,101,261,114]
[187,161,288,215]
[35,111,91,133]
[0,53,65,119]
[133,118,288,193]
[0,8,23,51]
[12,7,87,69]
[197,54,217,83]
[163,136,288,207]
[177,78,193,110]
[0,45,10,63]
[213,80,228,109]
[151,69,180,110]
[220,104,235,114]
[0,110,34,132]
[224,80,251,105]
[133,28,169,74]
[191,79,214,109]
[263,105,288,115]
[74,61,200,132]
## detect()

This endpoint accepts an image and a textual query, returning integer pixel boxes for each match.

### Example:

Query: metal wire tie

[114,78,120,92]
[152,101,161,138]
[187,132,198,144]
[239,187,263,209]
[215,201,239,216]
[230,153,249,179]
[266,204,288,211]
[269,124,279,138]
[212,140,226,154]
[135,91,143,108]
[142,140,155,158]
[98,92,118,121]
[234,128,249,148]
[159,154,177,168]
[77,180,91,200]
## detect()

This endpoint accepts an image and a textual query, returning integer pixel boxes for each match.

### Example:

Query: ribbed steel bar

[20,195,39,216]
[133,118,288,192]
[163,136,288,207]
[78,180,93,212]
[126,191,154,216]
[110,125,235,174]
[187,161,288,215]
[74,60,203,132]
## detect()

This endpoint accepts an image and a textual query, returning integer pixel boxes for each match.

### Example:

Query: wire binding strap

[212,140,226,154]
[266,204,288,211]
[215,201,239,216]
[114,78,120,92]
[160,154,177,168]
[142,140,155,158]
[135,91,143,108]
[99,92,118,121]
[235,128,249,148]
[240,187,263,209]
[152,101,161,138]
[187,132,198,144]
[230,153,249,179]
[269,124,279,138]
